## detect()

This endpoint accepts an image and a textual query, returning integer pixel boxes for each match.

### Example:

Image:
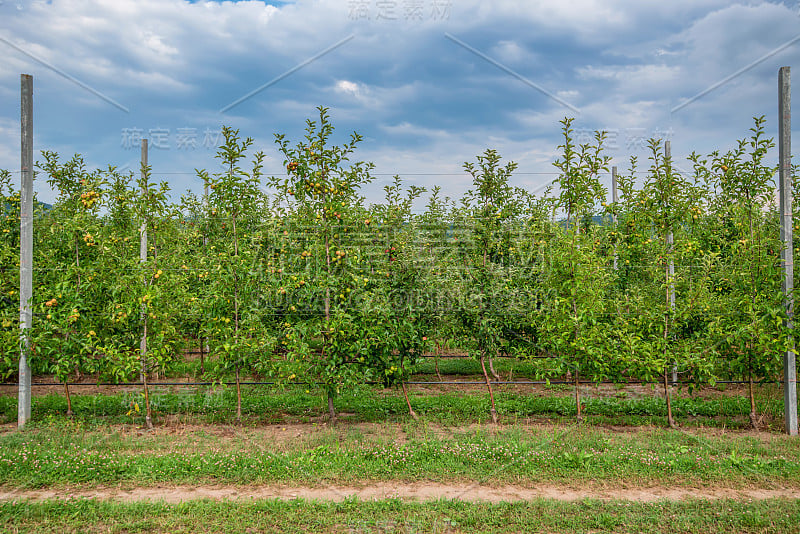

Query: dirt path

[1,483,798,504]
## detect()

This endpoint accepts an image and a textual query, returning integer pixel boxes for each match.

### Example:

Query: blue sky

[0,0,799,207]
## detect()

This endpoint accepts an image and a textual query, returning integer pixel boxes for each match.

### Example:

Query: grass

[2,497,799,533]
[0,383,788,429]
[0,382,796,533]
[0,416,797,489]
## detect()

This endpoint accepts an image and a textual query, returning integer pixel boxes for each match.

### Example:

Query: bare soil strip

[1,483,798,504]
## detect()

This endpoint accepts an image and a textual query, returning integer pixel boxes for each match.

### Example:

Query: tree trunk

[232,216,239,333]
[199,338,205,376]
[663,368,677,429]
[232,213,243,424]
[575,369,582,422]
[480,350,498,424]
[488,354,501,381]
[327,393,336,424]
[235,366,242,422]
[64,383,73,417]
[748,370,758,430]
[324,222,331,323]
[74,235,81,290]
[434,341,442,381]
[663,249,677,429]
[402,381,417,419]
[140,307,147,384]
[143,371,153,429]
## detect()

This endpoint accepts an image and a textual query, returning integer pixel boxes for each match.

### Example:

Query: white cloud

[380,121,451,140]
[335,80,362,97]
[490,40,530,65]
[0,0,797,207]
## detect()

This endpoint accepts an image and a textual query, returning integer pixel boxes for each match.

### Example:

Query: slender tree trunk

[143,370,153,429]
[748,366,758,429]
[202,191,208,378]
[323,205,335,425]
[74,235,81,289]
[434,341,442,381]
[402,381,417,419]
[232,214,243,423]
[324,212,331,323]
[663,368,676,429]
[232,216,239,332]
[199,338,205,376]
[480,349,498,424]
[480,222,502,382]
[75,236,83,380]
[140,314,147,388]
[575,368,582,421]
[64,383,73,417]
[664,241,677,429]
[747,207,759,431]
[569,218,582,422]
[488,355,501,381]
[235,366,242,422]
[327,392,336,424]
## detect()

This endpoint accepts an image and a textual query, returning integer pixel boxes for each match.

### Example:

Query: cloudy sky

[0,0,799,207]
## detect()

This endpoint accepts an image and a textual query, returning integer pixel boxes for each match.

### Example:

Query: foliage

[0,111,791,429]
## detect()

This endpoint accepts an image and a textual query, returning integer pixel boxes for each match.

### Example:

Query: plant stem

[401,381,417,419]
[327,393,336,424]
[664,232,677,429]
[199,339,205,376]
[488,355,501,381]
[575,368,582,421]
[480,349,498,424]
[233,215,239,334]
[749,368,758,429]
[235,366,242,422]
[434,341,442,381]
[663,368,676,429]
[143,369,153,430]
[64,383,73,417]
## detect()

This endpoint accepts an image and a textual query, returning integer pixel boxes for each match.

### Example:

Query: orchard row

[0,108,795,427]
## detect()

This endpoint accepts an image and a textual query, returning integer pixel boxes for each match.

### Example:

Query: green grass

[0,383,787,429]
[0,417,797,489]
[2,497,799,533]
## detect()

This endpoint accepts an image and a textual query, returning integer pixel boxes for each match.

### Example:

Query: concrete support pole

[18,74,33,430]
[779,66,797,435]
[612,165,618,271]
[139,139,148,383]
[665,141,677,384]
